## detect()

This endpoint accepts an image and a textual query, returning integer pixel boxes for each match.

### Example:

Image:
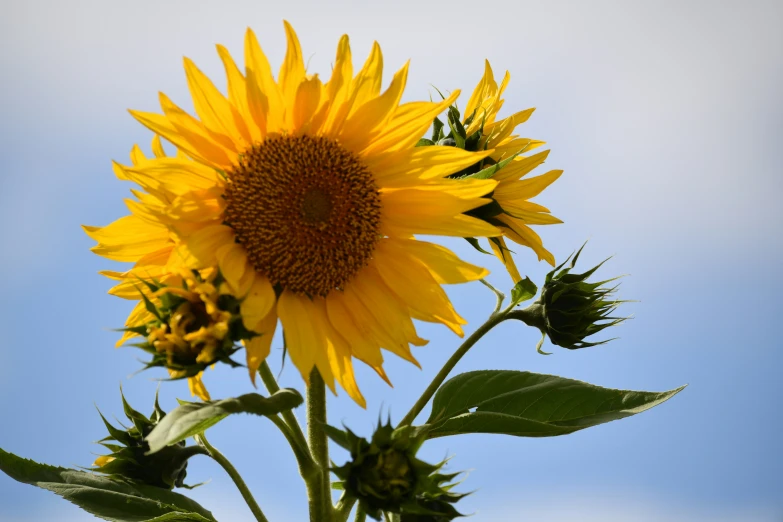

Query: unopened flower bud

[332,422,465,520]
[93,391,205,489]
[509,243,628,353]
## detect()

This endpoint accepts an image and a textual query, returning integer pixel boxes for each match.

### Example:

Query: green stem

[354,506,367,522]
[267,413,317,478]
[334,494,357,522]
[196,433,269,522]
[307,368,333,522]
[258,361,310,456]
[479,278,506,314]
[398,309,509,427]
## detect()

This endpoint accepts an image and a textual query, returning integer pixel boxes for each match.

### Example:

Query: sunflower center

[224,135,381,297]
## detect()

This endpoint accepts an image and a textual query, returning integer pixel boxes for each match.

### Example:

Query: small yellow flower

[86,22,501,406]
[463,61,563,281]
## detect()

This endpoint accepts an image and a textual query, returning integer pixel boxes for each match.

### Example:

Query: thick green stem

[354,506,367,522]
[398,310,508,427]
[307,368,333,522]
[334,493,357,522]
[196,433,269,522]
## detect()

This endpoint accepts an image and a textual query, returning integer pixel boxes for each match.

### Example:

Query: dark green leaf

[425,370,685,439]
[415,138,435,147]
[511,277,538,306]
[0,448,215,522]
[146,389,303,454]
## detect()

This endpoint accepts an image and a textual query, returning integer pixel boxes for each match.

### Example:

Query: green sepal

[431,116,445,143]
[446,106,467,149]
[464,237,493,256]
[463,151,521,180]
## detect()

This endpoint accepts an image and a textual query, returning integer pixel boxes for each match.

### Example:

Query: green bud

[509,243,629,352]
[93,390,206,489]
[331,422,465,521]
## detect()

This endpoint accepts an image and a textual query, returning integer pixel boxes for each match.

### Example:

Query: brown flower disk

[224,135,382,297]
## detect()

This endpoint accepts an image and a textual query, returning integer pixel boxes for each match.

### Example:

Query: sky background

[1,0,782,520]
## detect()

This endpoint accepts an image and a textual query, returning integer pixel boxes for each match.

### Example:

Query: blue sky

[1,1,781,520]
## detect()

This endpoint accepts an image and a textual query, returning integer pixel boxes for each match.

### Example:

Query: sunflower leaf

[145,389,303,454]
[425,370,685,439]
[0,447,215,521]
[510,277,538,307]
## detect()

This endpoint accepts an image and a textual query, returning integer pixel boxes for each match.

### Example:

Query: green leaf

[0,448,215,522]
[415,138,435,147]
[146,389,303,454]
[425,370,685,439]
[511,277,538,306]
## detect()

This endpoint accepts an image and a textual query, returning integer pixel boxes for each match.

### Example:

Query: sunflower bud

[509,244,628,353]
[93,391,205,489]
[124,269,253,382]
[332,422,465,521]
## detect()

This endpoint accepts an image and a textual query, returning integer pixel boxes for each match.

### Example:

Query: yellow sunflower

[86,22,502,406]
[463,60,563,281]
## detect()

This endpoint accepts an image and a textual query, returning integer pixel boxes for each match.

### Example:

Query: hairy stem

[267,413,317,478]
[196,433,269,522]
[334,494,357,522]
[258,361,311,457]
[307,368,333,522]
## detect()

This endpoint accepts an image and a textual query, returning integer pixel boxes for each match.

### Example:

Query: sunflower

[462,60,563,281]
[86,22,501,406]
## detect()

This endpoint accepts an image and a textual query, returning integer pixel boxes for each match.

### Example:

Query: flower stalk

[398,307,510,428]
[308,368,333,522]
[196,433,269,522]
